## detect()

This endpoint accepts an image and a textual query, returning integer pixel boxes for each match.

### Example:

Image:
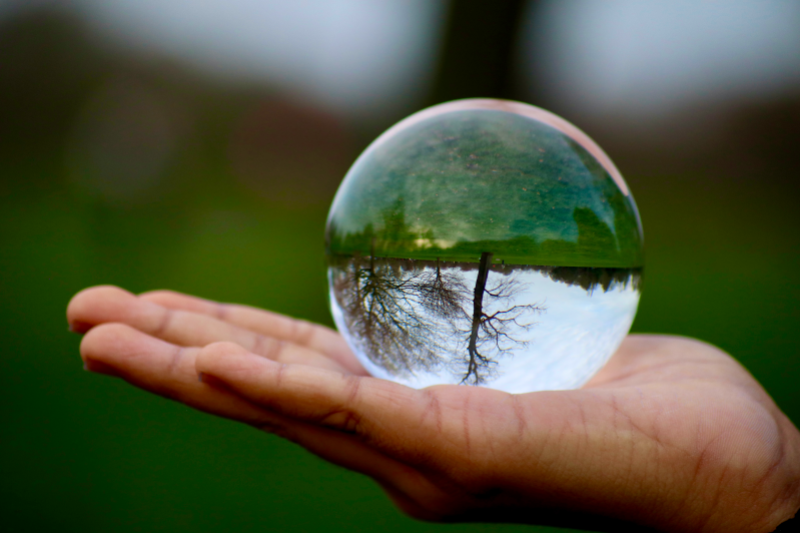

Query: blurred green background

[1,1,798,532]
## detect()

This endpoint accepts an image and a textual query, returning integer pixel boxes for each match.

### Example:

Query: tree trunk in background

[428,0,535,105]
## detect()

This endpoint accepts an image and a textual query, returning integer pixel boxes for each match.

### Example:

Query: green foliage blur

[326,109,644,268]
[1,6,798,533]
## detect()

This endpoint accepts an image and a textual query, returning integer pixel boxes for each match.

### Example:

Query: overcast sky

[3,0,799,118]
[524,0,800,115]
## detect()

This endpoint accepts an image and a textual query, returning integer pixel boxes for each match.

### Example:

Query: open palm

[67,286,799,533]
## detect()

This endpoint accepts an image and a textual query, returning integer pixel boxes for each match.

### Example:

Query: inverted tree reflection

[332,256,448,377]
[459,252,541,385]
[330,254,541,384]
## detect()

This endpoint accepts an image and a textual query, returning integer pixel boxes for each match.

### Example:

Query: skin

[67,285,800,533]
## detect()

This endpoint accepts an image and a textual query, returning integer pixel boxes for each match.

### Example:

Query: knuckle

[319,375,364,433]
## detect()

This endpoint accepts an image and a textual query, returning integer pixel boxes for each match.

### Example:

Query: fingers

[192,341,520,490]
[193,344,546,505]
[79,323,435,504]
[140,289,362,374]
[80,322,272,422]
[194,343,441,453]
[68,286,352,373]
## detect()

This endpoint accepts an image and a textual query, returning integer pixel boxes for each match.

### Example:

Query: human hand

[67,286,800,533]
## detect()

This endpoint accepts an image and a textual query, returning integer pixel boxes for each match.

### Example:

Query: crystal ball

[325,99,643,393]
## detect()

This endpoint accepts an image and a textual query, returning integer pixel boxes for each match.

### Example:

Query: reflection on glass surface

[326,99,643,392]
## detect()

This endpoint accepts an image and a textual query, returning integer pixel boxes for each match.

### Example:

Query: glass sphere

[325,99,643,393]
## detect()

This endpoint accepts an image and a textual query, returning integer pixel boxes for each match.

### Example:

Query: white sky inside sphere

[331,266,640,393]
